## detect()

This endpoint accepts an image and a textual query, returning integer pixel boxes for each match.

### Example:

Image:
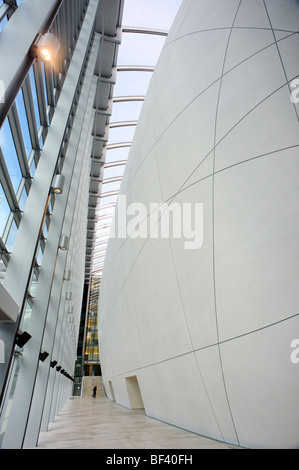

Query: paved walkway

[35,395,238,449]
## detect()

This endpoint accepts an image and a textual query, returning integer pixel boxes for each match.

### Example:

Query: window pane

[5,220,18,252]
[0,15,7,33]
[113,70,152,96]
[110,101,143,122]
[41,62,48,108]
[29,271,38,299]
[19,186,28,212]
[30,158,36,177]
[20,300,32,333]
[103,165,125,179]
[36,243,43,266]
[29,68,41,129]
[15,90,32,158]
[39,133,44,150]
[117,33,166,67]
[105,147,130,164]
[0,183,10,237]
[0,119,22,192]
[108,126,136,144]
[102,180,121,193]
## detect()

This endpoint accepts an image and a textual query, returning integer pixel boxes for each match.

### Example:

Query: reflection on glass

[20,301,32,335]
[84,277,101,364]
[29,271,38,299]
[0,356,22,441]
[36,243,43,267]
[42,218,49,239]
[39,133,44,151]
[0,259,6,282]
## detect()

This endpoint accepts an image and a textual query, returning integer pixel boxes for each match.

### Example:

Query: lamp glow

[40,48,51,61]
[51,174,65,194]
[31,33,60,63]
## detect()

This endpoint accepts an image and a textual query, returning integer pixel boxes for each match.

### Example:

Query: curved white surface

[99,0,299,448]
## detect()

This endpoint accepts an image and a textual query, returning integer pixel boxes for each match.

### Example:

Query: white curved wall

[99,0,299,449]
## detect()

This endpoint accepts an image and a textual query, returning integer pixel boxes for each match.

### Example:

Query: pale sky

[94,0,184,275]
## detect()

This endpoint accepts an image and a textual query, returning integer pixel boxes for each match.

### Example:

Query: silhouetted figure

[92,385,97,398]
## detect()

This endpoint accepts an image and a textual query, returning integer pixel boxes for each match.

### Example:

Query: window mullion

[0,147,20,212]
[21,76,40,152]
[0,147,22,242]
[0,3,9,21]
[32,61,48,128]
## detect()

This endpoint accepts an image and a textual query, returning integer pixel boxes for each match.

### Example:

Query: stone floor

[35,395,239,450]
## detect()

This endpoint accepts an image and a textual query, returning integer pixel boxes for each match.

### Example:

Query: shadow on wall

[125,375,145,411]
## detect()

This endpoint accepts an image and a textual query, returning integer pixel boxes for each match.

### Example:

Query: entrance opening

[125,375,145,410]
[108,380,116,402]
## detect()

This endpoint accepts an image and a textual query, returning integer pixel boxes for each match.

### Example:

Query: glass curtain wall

[0,0,92,448]
[84,276,101,375]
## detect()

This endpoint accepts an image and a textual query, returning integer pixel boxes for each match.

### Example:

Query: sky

[93,0,183,275]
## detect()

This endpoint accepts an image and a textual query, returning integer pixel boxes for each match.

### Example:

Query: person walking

[92,385,97,398]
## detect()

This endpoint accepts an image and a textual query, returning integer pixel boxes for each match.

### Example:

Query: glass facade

[84,277,101,375]
[0,0,115,448]
[0,0,85,277]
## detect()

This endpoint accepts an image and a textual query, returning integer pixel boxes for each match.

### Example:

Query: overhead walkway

[34,385,238,449]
